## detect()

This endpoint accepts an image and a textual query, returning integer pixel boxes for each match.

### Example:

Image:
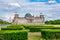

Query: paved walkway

[28,32,42,37]
[28,32,42,40]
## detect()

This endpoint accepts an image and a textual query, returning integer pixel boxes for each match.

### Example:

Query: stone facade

[13,13,45,24]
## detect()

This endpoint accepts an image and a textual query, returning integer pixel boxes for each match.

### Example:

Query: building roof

[25,13,32,17]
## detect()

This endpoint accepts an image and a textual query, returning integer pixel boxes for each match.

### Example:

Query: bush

[0,30,28,40]
[41,29,60,40]
[0,19,11,24]
[1,24,24,30]
[1,27,23,30]
[45,19,60,24]
[23,24,45,28]
[23,25,60,32]
[7,24,23,28]
[26,27,40,32]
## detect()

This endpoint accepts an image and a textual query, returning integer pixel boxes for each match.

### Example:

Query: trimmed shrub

[7,24,22,27]
[1,27,23,30]
[1,24,24,30]
[41,29,60,40]
[25,27,41,32]
[0,30,28,40]
[23,25,60,32]
[23,24,60,29]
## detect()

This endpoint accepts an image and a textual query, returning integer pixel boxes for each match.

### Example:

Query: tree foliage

[0,19,11,24]
[45,19,60,24]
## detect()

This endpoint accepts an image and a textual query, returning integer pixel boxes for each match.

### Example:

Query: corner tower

[13,12,19,24]
[40,13,45,24]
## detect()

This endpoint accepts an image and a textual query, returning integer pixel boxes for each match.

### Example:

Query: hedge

[41,29,60,40]
[23,24,45,27]
[0,30,28,40]
[7,24,22,27]
[1,24,24,30]
[1,27,23,30]
[24,26,60,32]
[23,24,60,29]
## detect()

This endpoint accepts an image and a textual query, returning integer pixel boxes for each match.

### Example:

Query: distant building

[13,13,45,24]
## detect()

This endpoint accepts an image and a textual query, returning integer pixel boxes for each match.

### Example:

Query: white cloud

[8,3,20,7]
[0,0,60,21]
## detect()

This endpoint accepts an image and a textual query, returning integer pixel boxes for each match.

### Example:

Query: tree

[0,19,11,24]
[45,19,60,24]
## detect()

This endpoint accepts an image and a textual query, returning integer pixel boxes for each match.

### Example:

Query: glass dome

[25,13,32,17]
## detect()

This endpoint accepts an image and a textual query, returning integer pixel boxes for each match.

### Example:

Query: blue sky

[0,0,60,22]
[29,0,48,2]
[29,0,60,3]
